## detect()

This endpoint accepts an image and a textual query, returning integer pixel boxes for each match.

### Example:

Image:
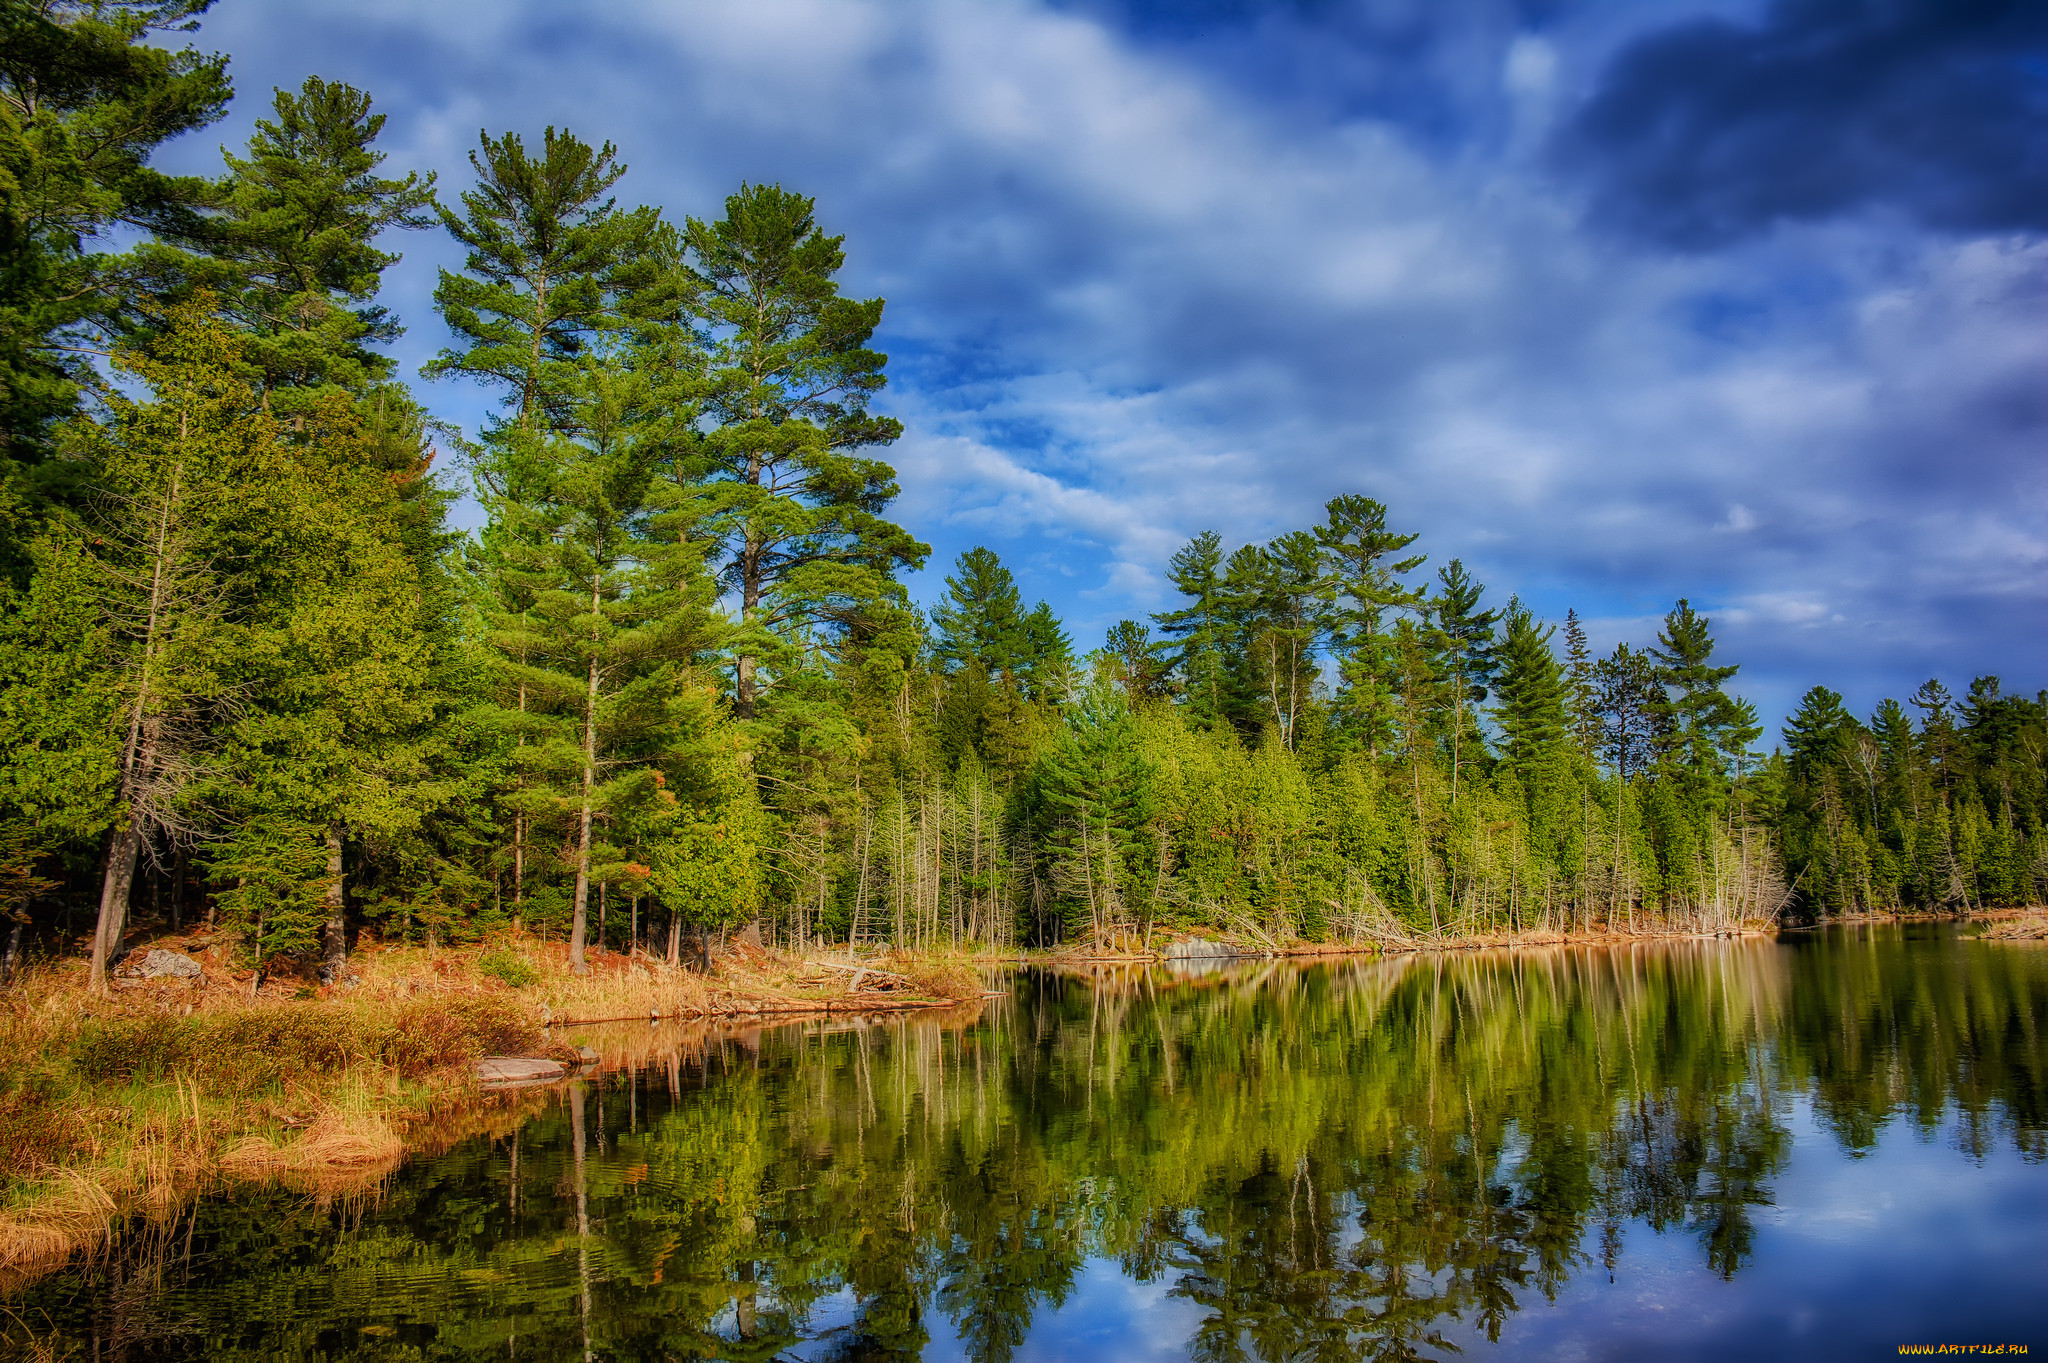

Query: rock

[476,1056,566,1088]
[1163,938,1235,961]
[574,1046,600,1066]
[136,949,203,980]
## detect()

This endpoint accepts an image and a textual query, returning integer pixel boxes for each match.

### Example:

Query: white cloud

[186,0,2048,711]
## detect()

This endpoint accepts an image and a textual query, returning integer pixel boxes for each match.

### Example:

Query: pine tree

[1102,620,1171,702]
[186,76,436,408]
[1315,496,1425,757]
[1153,530,1233,727]
[1647,599,1741,782]
[1015,601,1074,703]
[1783,686,1856,786]
[1224,532,1327,749]
[0,0,230,476]
[430,126,669,927]
[930,546,1024,677]
[1492,601,1567,799]
[680,183,926,721]
[494,352,717,972]
[1594,645,1661,783]
[1562,608,1598,756]
[1427,559,1498,803]
[1027,671,1159,945]
[427,126,663,458]
[54,307,274,990]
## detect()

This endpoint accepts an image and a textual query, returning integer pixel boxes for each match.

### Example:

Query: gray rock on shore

[135,949,203,980]
[476,1057,567,1088]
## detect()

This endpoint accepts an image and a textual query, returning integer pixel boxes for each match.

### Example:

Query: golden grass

[0,930,985,1289]
[1978,907,2048,940]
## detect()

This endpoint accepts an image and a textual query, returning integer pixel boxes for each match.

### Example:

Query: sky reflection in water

[14,925,2048,1360]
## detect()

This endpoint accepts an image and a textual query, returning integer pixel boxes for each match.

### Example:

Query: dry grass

[0,955,545,1286]
[0,929,984,1288]
[1978,908,2048,940]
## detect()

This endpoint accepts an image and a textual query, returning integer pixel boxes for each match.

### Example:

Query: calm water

[13,925,2048,1361]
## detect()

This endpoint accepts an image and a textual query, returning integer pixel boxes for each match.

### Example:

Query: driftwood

[805,959,911,982]
[799,958,917,994]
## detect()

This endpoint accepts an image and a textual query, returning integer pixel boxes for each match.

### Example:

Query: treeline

[1778,679,2048,915]
[0,5,2040,988]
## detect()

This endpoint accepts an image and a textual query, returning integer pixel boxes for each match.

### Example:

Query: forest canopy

[2,1,2041,988]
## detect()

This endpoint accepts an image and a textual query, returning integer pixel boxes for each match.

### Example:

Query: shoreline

[4,911,2024,1290]
[0,936,986,1289]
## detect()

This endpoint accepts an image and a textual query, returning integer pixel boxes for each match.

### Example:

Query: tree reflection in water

[12,927,2047,1361]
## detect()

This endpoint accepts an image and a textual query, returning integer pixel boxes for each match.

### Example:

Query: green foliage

[680,181,926,721]
[475,946,540,989]
[1776,674,2048,916]
[0,0,230,482]
[0,62,2028,976]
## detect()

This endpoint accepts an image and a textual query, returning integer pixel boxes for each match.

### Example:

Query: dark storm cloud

[1560,0,2048,248]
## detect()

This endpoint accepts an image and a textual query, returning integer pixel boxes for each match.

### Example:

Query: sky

[159,0,2048,735]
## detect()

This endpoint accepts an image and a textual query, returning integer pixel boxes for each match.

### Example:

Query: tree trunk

[513,676,527,933]
[319,826,346,985]
[734,547,759,720]
[90,826,141,992]
[571,1081,595,1363]
[569,582,601,975]
[2,917,23,987]
[170,844,185,932]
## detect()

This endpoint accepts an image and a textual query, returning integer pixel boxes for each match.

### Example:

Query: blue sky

[162,0,2047,734]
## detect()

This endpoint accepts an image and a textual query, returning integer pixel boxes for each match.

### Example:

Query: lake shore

[0,934,982,1287]
[1,910,1980,1289]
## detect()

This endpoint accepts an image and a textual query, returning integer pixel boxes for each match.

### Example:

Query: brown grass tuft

[221,1110,404,1180]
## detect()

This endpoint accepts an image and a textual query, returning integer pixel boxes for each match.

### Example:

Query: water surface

[16,925,2048,1360]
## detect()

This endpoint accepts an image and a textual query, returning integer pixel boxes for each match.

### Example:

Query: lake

[14,924,2048,1360]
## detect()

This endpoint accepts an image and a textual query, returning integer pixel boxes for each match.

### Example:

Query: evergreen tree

[680,183,925,721]
[1153,530,1233,727]
[1026,671,1160,944]
[1103,620,1170,702]
[1562,608,1599,757]
[929,546,1023,677]
[52,308,276,989]
[1226,531,1327,749]
[493,353,717,972]
[430,126,669,925]
[180,76,436,407]
[1492,602,1568,799]
[1783,686,1856,785]
[1314,496,1424,757]
[1594,645,1661,783]
[0,0,229,547]
[1015,601,1074,703]
[1647,598,1742,783]
[427,126,663,460]
[1426,558,1498,803]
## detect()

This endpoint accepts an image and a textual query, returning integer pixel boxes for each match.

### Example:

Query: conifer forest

[3,1,2044,992]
